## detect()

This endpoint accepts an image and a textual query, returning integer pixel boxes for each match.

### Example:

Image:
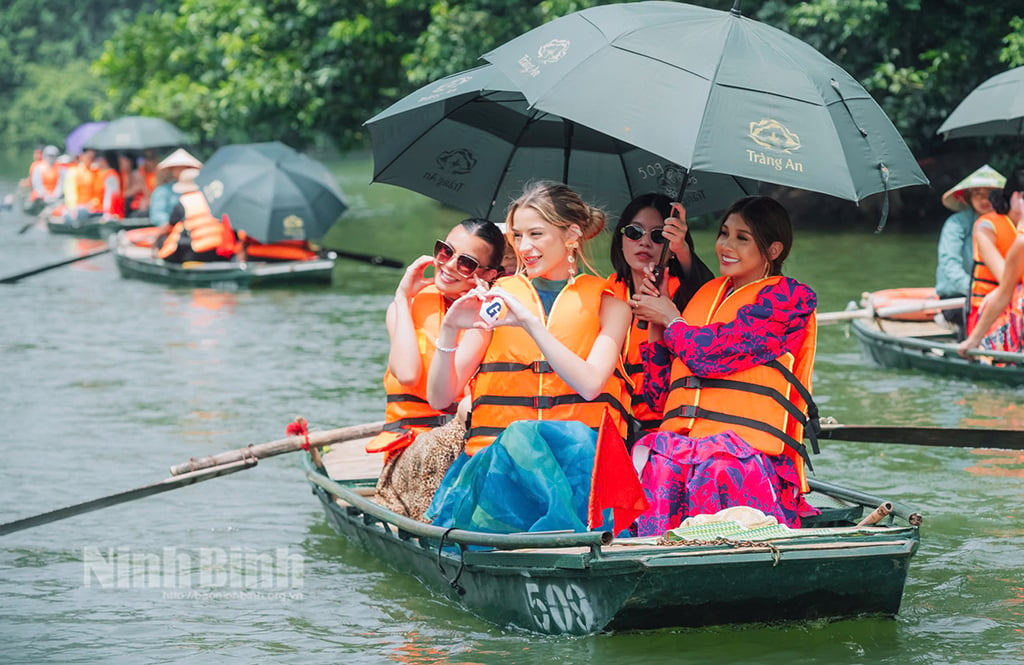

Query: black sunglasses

[620,223,665,244]
[433,239,481,277]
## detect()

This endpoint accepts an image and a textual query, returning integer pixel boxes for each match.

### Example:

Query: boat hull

[307,456,919,635]
[114,235,334,288]
[47,217,153,240]
[851,318,1024,386]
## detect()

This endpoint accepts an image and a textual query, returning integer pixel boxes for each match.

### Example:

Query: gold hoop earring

[762,262,772,279]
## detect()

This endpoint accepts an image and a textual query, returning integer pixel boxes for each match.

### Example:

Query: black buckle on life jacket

[681,405,698,418]
[682,376,700,389]
[532,396,553,409]
[531,361,552,374]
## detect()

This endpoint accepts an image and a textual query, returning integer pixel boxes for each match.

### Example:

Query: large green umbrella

[482,1,927,217]
[937,66,1024,139]
[367,63,757,222]
[195,142,347,243]
[83,116,188,152]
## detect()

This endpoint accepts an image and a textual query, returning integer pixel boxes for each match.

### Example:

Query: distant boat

[113,229,336,288]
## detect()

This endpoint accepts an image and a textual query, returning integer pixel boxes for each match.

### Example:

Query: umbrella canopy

[83,116,188,152]
[194,142,348,243]
[367,64,757,222]
[937,66,1024,139]
[482,1,927,208]
[65,121,108,156]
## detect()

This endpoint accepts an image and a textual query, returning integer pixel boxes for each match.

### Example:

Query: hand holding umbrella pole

[637,204,682,330]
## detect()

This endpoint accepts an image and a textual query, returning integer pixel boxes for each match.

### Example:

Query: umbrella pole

[562,120,574,185]
[637,178,690,330]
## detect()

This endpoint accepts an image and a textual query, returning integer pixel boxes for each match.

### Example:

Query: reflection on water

[2,158,1024,664]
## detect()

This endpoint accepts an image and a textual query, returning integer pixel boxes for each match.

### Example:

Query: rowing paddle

[0,421,384,536]
[818,297,965,324]
[818,422,1023,450]
[323,248,402,268]
[0,247,111,284]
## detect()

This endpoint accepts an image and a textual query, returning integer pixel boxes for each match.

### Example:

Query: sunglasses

[433,239,481,277]
[620,223,665,244]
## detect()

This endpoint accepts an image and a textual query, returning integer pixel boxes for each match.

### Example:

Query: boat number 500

[523,581,595,633]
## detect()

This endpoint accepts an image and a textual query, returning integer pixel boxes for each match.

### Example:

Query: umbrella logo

[537,39,570,64]
[658,165,689,196]
[419,75,474,103]
[283,215,305,239]
[435,149,476,176]
[203,180,225,202]
[749,119,801,154]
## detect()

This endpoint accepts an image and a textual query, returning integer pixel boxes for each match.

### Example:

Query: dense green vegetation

[3,1,1022,164]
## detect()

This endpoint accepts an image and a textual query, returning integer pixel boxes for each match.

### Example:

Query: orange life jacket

[365,285,456,455]
[605,273,681,433]
[71,165,98,211]
[158,191,229,259]
[968,213,1019,334]
[33,162,61,200]
[244,240,318,262]
[94,167,124,218]
[464,273,632,456]
[660,276,818,491]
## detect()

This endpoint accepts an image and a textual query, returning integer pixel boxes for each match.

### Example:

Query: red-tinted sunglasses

[433,239,481,277]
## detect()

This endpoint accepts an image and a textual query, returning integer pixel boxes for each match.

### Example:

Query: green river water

[0,153,1022,665]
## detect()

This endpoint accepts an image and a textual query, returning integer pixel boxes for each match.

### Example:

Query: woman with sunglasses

[422,181,635,533]
[367,218,505,520]
[628,196,820,536]
[608,193,714,436]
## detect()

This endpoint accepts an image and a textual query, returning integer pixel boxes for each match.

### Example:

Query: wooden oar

[818,422,1023,450]
[0,421,384,536]
[818,297,965,324]
[324,248,403,268]
[877,333,1024,365]
[0,247,111,284]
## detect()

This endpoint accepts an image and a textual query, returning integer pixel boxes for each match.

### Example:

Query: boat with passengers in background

[46,212,154,240]
[847,288,1024,387]
[113,227,336,288]
[303,434,922,635]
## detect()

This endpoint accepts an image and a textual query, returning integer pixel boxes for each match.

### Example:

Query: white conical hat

[941,164,1005,211]
[157,148,202,171]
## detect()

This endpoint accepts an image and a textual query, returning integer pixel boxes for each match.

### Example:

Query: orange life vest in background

[464,273,632,456]
[365,285,456,456]
[35,163,60,199]
[71,165,99,211]
[660,276,818,491]
[94,167,124,218]
[244,240,318,261]
[969,213,1018,334]
[605,273,681,433]
[158,191,230,259]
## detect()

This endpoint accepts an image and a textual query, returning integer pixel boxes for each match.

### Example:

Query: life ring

[863,287,943,321]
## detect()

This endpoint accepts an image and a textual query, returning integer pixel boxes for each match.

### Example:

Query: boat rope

[655,536,783,566]
[437,527,467,595]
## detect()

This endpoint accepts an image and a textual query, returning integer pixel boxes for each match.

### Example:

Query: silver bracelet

[435,342,458,353]
[668,316,686,327]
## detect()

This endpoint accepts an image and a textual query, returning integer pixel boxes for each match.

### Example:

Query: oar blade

[0,459,255,536]
[819,424,1023,450]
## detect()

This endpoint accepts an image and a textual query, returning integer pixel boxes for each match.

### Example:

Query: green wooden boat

[303,439,921,635]
[47,215,154,240]
[850,318,1024,387]
[114,231,335,288]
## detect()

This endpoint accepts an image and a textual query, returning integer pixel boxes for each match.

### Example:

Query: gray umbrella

[366,64,757,222]
[937,65,1024,139]
[195,142,347,243]
[83,116,188,152]
[482,1,927,214]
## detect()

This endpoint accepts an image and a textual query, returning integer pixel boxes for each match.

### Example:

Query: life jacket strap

[663,404,813,470]
[471,392,630,422]
[382,414,453,432]
[385,393,430,404]
[478,360,553,374]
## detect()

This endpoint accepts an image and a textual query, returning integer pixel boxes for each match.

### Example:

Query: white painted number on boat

[524,581,595,633]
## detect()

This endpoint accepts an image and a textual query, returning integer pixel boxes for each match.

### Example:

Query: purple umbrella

[65,121,108,156]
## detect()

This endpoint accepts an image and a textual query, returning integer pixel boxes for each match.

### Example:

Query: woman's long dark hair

[991,168,1024,215]
[459,217,506,271]
[611,193,714,312]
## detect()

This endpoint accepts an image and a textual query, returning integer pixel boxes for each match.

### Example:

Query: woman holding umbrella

[629,196,820,536]
[607,193,714,436]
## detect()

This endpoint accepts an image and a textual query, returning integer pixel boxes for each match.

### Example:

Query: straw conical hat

[941,164,1005,211]
[158,148,202,171]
